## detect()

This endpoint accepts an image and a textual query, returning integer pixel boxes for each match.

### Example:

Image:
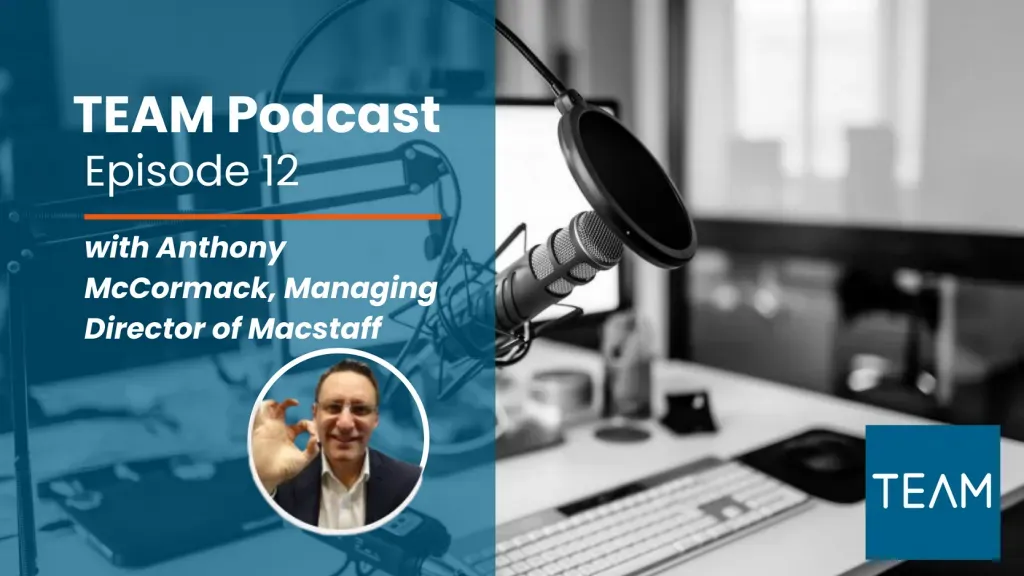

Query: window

[734,0,883,179]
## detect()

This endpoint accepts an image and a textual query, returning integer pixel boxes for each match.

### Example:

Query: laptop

[39,455,281,567]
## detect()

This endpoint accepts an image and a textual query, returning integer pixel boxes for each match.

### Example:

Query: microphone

[269,0,699,388]
[495,210,623,334]
[397,210,624,396]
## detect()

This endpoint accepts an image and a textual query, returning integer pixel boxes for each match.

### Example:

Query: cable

[268,0,371,161]
[382,142,462,400]
[268,0,568,138]
[264,0,562,405]
[445,0,568,96]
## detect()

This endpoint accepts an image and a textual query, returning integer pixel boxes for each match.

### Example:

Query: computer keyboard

[456,456,812,576]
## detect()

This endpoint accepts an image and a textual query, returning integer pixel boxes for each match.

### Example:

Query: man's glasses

[316,401,377,418]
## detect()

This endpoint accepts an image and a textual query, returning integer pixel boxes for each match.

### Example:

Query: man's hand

[251,398,319,494]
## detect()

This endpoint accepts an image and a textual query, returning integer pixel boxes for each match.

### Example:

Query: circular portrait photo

[248,348,428,535]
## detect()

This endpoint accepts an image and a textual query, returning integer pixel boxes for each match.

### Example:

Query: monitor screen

[261,99,622,362]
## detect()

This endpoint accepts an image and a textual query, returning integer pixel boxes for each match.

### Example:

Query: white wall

[686,0,732,216]
[920,0,1024,364]
[917,0,1024,234]
[632,0,671,358]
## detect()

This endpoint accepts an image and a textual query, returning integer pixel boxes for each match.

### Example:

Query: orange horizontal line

[83,213,441,221]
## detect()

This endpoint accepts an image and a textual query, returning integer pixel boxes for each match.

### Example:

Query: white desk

[3,339,1024,576]
[495,340,1024,576]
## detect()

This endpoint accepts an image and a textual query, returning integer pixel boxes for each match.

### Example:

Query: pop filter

[268,0,697,269]
[556,90,697,270]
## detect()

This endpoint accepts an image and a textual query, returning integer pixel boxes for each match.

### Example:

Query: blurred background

[508,0,1024,442]
[2,0,1023,435]
[528,0,1023,443]
[681,0,1024,439]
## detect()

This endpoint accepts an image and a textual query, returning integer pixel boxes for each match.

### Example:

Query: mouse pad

[736,427,865,504]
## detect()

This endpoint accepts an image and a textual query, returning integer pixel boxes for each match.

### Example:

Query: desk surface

[3,339,1024,576]
[495,341,1024,576]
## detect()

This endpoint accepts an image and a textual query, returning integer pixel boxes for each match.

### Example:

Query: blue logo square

[865,425,1001,560]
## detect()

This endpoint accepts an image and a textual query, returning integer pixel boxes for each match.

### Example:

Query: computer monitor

[259,96,624,367]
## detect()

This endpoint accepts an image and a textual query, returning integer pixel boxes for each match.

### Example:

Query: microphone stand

[3,0,658,570]
[0,140,451,576]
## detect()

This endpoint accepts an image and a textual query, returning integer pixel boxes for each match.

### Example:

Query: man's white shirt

[319,450,371,530]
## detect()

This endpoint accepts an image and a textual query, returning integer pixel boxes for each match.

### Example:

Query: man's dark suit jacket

[274,448,421,527]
